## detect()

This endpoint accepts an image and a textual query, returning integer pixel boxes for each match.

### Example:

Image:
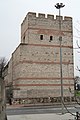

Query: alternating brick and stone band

[5,12,74,104]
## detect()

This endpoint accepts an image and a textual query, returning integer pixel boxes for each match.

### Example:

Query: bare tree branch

[0,57,7,79]
[76,40,80,48]
[76,66,80,72]
[74,26,80,36]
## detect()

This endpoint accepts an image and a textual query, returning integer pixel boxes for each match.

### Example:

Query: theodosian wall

[7,12,74,103]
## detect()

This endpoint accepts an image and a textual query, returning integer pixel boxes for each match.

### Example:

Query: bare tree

[75,41,80,73]
[74,22,80,72]
[0,57,6,79]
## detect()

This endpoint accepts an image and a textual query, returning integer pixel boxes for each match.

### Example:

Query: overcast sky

[0,0,80,76]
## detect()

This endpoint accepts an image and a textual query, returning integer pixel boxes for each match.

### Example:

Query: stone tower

[7,12,74,103]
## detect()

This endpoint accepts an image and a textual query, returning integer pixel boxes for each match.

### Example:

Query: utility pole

[55,3,65,114]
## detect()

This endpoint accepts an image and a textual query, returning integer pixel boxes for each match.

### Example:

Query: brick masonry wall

[8,12,74,101]
[12,44,74,98]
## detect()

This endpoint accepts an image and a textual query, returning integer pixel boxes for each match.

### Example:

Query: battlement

[21,12,72,25]
[21,12,73,45]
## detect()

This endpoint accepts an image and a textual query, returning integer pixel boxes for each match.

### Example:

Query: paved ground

[6,104,76,120]
[7,113,75,120]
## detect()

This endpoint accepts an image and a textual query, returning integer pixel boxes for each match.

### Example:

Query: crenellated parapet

[21,12,73,45]
[21,12,72,25]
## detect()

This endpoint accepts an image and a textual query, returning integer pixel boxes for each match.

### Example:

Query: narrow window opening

[40,35,43,40]
[49,36,53,42]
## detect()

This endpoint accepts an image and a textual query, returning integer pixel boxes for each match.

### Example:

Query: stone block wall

[7,12,74,103]
[13,44,74,99]
[0,79,6,120]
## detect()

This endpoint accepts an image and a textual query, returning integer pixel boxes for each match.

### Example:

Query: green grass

[76,91,80,96]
